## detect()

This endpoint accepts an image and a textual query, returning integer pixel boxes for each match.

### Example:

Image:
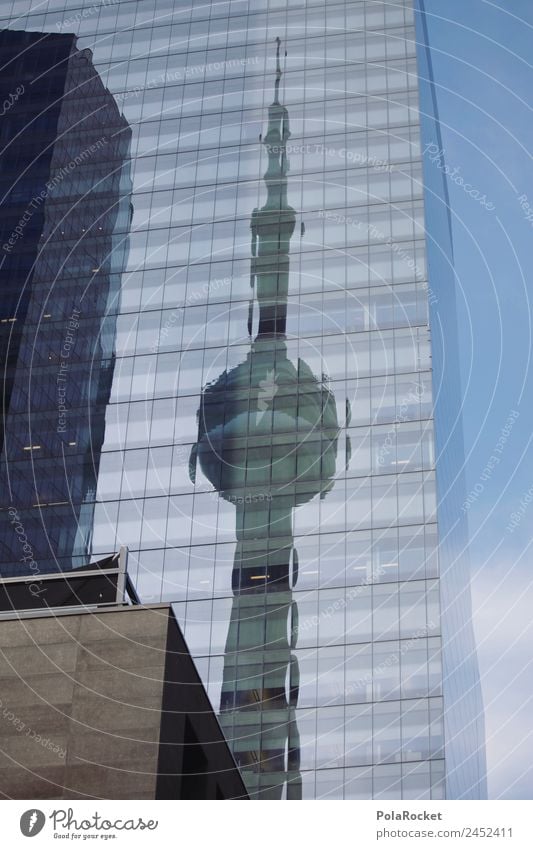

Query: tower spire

[248,38,295,338]
[274,35,282,105]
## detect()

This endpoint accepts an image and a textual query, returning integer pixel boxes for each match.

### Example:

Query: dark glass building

[0,0,486,800]
[0,29,132,574]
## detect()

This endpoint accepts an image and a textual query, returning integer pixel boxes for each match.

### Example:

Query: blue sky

[423,0,533,798]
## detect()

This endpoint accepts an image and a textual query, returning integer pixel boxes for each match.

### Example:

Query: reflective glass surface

[0,29,132,574]
[0,0,484,799]
[415,0,486,799]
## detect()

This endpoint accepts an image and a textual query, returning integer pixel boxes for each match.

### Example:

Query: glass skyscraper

[0,28,132,575]
[0,0,486,800]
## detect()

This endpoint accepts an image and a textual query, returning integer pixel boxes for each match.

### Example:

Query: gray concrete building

[0,600,247,799]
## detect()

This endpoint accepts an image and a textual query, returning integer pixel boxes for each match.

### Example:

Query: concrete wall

[0,604,246,799]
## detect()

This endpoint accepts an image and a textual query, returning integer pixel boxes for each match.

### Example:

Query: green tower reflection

[190,40,339,798]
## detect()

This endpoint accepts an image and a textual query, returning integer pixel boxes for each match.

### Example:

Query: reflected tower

[0,0,489,801]
[190,40,339,799]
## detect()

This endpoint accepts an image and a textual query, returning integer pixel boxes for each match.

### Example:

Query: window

[399,581,428,637]
[345,643,372,703]
[373,584,399,641]
[374,701,401,764]
[402,700,430,761]
[345,704,373,766]
[346,585,372,643]
[316,707,345,768]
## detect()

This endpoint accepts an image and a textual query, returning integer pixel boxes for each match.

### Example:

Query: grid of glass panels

[416,0,486,799]
[0,29,131,575]
[0,0,444,798]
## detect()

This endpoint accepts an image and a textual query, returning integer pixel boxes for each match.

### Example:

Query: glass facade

[0,0,485,799]
[0,28,132,575]
[415,0,487,800]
